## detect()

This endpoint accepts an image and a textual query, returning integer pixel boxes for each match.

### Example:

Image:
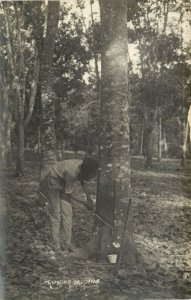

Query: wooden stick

[39,191,93,210]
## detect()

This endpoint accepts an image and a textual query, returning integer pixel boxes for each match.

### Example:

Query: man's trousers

[39,177,73,250]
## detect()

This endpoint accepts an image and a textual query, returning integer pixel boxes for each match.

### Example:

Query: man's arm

[80,180,94,209]
[68,194,93,210]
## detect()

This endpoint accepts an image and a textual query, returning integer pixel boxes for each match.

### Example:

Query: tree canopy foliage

[0,0,191,169]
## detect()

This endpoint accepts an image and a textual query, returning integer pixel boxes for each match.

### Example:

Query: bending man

[39,157,98,254]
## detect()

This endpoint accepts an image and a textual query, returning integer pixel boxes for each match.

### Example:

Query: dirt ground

[1,157,191,299]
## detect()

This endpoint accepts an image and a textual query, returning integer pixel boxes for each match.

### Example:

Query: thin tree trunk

[182,119,189,165]
[158,114,162,163]
[140,122,144,160]
[145,126,154,168]
[16,122,25,175]
[181,87,187,166]
[90,0,100,101]
[181,123,187,167]
[1,73,13,166]
[188,104,191,145]
[144,109,157,169]
[5,109,12,166]
[163,130,168,157]
[39,1,60,178]
[38,127,41,155]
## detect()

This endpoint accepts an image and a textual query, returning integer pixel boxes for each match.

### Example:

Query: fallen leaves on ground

[1,158,191,299]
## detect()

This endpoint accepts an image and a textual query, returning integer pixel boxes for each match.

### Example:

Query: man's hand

[86,194,92,203]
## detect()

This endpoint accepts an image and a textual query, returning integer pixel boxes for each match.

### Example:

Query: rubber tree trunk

[163,131,168,157]
[39,1,60,177]
[182,121,189,166]
[16,122,24,175]
[144,110,156,169]
[73,0,139,265]
[90,0,100,102]
[5,110,12,166]
[2,78,12,166]
[140,122,144,160]
[181,107,187,167]
[182,104,191,166]
[145,127,154,168]
[158,115,162,163]
[188,105,191,145]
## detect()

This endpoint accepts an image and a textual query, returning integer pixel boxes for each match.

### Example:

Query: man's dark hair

[79,157,98,181]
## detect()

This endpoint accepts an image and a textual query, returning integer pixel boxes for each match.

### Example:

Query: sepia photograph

[0,0,191,299]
